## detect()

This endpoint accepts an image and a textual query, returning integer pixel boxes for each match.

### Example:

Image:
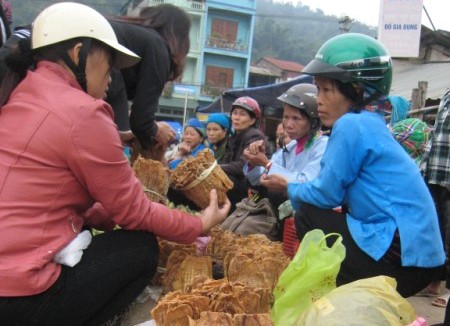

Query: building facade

[123,0,256,123]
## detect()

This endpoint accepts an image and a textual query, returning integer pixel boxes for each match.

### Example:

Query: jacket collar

[36,61,84,92]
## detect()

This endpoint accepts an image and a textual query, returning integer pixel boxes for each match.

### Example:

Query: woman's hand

[154,121,176,146]
[243,140,269,166]
[259,173,288,193]
[118,130,135,147]
[243,147,270,167]
[247,139,265,155]
[177,141,192,156]
[199,189,231,234]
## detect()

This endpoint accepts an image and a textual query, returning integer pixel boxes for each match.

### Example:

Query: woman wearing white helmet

[0,3,229,325]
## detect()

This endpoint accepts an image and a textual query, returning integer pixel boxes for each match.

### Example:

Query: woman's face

[206,122,227,145]
[183,127,203,148]
[282,105,311,140]
[85,48,112,100]
[315,77,352,127]
[231,108,255,132]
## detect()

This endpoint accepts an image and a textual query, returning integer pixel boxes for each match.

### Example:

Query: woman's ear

[67,42,83,66]
[352,83,362,96]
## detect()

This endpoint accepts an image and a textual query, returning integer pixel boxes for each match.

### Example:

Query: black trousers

[428,184,450,285]
[294,203,441,298]
[0,230,158,326]
[225,174,250,214]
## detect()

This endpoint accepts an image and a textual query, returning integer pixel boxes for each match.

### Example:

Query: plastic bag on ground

[296,276,417,326]
[271,229,346,325]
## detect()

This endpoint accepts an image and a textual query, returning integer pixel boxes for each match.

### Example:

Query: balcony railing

[201,84,227,97]
[129,0,205,11]
[205,36,248,52]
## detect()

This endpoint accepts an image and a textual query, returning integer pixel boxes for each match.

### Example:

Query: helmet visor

[302,58,353,82]
[98,37,140,69]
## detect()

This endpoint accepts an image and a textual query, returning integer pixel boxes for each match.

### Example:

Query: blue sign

[174,84,196,95]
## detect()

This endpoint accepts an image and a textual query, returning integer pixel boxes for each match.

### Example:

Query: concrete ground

[120,286,449,326]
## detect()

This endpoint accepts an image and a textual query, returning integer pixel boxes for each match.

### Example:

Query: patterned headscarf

[390,118,432,164]
[359,85,392,116]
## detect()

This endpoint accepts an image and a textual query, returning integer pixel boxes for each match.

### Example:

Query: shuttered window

[211,19,238,42]
[205,65,234,88]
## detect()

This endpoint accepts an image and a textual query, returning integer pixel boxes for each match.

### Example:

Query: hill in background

[8,0,376,67]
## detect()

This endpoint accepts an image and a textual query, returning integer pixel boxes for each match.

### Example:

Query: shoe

[431,294,450,308]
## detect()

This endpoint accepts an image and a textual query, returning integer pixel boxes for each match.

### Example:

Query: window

[211,19,237,42]
[203,65,234,96]
[205,66,233,88]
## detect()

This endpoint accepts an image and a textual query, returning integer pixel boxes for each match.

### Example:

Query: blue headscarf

[206,113,231,131]
[186,118,206,138]
[388,96,411,126]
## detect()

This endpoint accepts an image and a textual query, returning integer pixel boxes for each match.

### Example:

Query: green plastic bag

[296,276,416,326]
[271,229,346,326]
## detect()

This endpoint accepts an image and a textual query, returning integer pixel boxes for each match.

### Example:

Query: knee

[129,231,159,273]
[294,204,309,240]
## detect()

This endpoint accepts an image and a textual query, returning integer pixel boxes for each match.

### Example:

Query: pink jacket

[0,61,202,296]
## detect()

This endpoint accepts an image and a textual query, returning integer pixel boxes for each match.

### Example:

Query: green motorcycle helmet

[302,33,392,95]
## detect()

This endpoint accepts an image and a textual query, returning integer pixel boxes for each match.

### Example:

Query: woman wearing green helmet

[261,33,444,297]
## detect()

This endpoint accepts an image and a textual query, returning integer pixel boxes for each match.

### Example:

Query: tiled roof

[260,57,304,72]
[249,65,281,76]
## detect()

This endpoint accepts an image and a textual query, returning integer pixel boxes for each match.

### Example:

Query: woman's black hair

[139,4,190,81]
[336,80,359,102]
[0,37,33,107]
[335,79,366,112]
[110,4,191,81]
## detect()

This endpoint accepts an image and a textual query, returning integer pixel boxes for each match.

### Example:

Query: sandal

[431,294,450,308]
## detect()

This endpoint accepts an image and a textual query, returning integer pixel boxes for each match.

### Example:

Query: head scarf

[206,113,231,131]
[358,85,392,116]
[185,118,205,138]
[390,118,432,164]
[388,96,411,126]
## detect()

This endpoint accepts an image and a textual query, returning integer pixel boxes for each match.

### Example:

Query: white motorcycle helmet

[32,2,140,90]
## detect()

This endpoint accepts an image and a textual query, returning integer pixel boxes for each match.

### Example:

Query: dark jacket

[0,2,11,47]
[107,21,172,148]
[221,127,267,178]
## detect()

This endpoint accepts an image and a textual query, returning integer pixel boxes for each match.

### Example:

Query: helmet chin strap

[56,38,91,92]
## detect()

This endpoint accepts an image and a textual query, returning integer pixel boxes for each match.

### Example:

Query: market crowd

[0,1,448,325]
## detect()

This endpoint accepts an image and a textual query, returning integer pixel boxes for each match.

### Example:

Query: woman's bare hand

[118,130,135,147]
[177,142,191,156]
[154,121,176,146]
[199,189,231,234]
[259,173,288,192]
[247,139,265,155]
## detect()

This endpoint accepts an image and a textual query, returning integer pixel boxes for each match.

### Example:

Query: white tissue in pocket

[53,230,92,267]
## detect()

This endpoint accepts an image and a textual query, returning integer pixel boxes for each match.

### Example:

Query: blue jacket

[288,110,445,268]
[169,143,207,170]
[244,135,328,185]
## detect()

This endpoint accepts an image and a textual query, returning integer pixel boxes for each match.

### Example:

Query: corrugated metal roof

[391,59,450,100]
